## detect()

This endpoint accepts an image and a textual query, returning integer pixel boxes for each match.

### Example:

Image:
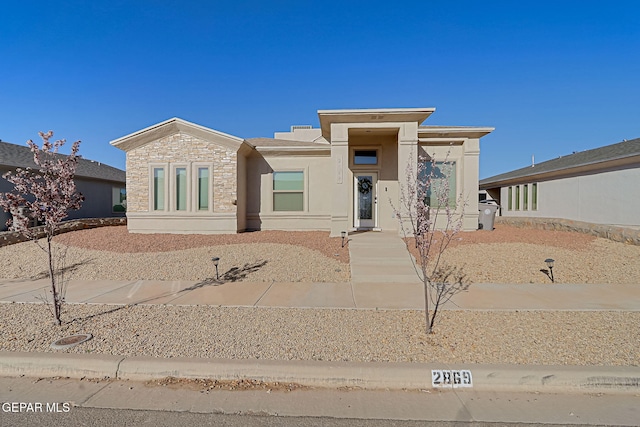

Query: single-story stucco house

[0,140,126,231]
[480,137,640,228]
[111,108,494,236]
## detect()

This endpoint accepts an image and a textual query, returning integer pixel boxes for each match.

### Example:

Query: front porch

[319,108,488,236]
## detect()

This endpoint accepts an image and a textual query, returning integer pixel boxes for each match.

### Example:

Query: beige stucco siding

[113,112,492,235]
[245,153,332,230]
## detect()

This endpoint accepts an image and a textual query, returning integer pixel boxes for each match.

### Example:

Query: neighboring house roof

[480,137,640,189]
[0,140,125,183]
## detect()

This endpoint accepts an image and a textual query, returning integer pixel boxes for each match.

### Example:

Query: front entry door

[354,173,377,229]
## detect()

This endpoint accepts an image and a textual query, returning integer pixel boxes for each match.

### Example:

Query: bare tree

[394,152,469,334]
[0,131,84,325]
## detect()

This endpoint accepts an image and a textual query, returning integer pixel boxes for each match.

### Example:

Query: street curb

[1,351,639,394]
[0,351,123,379]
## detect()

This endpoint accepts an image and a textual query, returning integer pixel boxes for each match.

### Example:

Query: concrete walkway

[347,231,421,284]
[3,230,639,311]
[347,230,427,309]
[1,278,639,311]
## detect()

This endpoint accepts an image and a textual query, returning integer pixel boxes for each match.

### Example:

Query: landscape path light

[545,258,555,283]
[341,231,347,248]
[212,257,220,280]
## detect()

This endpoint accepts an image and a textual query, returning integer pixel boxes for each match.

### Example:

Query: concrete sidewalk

[3,231,639,310]
[2,278,639,311]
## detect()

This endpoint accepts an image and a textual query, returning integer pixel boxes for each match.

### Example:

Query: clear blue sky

[1,1,639,178]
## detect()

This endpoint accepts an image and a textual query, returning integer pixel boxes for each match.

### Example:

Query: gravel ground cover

[1,303,638,366]
[1,225,639,366]
[0,228,350,283]
[407,227,640,284]
[2,225,639,284]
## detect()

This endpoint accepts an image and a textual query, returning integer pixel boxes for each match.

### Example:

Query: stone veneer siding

[126,132,237,213]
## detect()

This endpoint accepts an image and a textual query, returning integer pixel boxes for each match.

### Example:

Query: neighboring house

[0,140,126,231]
[111,108,494,236]
[480,138,640,228]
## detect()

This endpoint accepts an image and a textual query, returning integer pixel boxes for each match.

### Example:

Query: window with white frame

[151,163,213,213]
[508,186,512,210]
[523,184,528,210]
[197,167,210,211]
[175,167,188,211]
[152,167,166,211]
[273,171,304,211]
[532,183,538,210]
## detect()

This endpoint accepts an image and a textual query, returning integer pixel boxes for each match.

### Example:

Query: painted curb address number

[431,370,473,388]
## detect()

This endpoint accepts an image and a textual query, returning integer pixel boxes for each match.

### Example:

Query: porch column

[463,138,480,231]
[330,123,350,237]
[397,122,418,236]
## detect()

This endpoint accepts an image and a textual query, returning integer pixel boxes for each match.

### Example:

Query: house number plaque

[431,369,473,388]
[336,156,343,184]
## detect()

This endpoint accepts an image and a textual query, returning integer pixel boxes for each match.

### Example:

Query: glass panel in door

[355,173,376,228]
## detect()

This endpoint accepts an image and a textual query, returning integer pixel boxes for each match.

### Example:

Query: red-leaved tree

[0,131,84,325]
[394,152,469,334]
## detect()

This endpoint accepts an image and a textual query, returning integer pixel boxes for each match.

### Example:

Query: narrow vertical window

[515,186,520,210]
[523,184,528,210]
[508,187,513,211]
[153,168,165,211]
[176,167,187,211]
[198,167,209,210]
[532,183,538,210]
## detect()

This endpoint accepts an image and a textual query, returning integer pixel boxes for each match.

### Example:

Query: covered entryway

[353,172,377,229]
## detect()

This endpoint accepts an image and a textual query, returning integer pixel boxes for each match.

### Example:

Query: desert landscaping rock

[0,303,638,366]
[2,225,637,284]
[1,225,639,367]
[0,242,350,283]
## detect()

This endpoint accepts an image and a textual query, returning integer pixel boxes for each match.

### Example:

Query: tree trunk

[47,235,61,326]
[423,269,433,334]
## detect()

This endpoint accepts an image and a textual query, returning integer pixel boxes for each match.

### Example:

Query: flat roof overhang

[418,126,495,140]
[318,108,436,141]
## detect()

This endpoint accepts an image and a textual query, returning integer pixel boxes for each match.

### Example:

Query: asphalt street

[1,377,638,426]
